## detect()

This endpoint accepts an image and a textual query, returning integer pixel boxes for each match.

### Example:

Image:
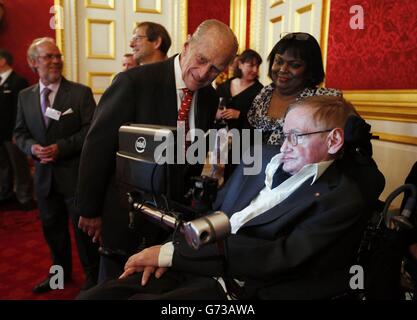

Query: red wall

[0,0,55,85]
[188,0,230,34]
[326,0,417,90]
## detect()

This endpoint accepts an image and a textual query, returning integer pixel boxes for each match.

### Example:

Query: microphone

[127,193,231,249]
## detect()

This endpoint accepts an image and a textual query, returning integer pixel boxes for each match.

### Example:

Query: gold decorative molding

[249,0,258,50]
[320,0,331,78]
[230,0,248,53]
[296,3,313,15]
[373,132,417,146]
[345,90,417,123]
[85,0,115,10]
[269,16,284,49]
[54,0,64,51]
[270,0,284,8]
[87,72,115,94]
[86,19,115,59]
[181,0,188,41]
[134,0,162,14]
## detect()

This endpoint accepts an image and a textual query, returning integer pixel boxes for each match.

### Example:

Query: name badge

[45,107,62,121]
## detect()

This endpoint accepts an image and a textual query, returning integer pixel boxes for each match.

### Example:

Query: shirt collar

[0,69,13,85]
[264,153,334,189]
[39,78,61,94]
[174,55,187,91]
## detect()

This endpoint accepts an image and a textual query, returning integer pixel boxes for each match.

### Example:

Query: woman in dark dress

[214,49,263,182]
[216,49,263,131]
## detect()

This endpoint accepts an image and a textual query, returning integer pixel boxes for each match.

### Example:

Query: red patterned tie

[177,88,194,147]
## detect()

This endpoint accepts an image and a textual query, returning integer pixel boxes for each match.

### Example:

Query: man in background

[130,21,171,65]
[0,49,34,211]
[121,53,138,71]
[14,38,99,293]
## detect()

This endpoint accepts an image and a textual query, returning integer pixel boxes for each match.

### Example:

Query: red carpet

[0,201,85,300]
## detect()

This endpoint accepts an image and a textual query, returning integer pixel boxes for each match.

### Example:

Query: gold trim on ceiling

[134,0,162,14]
[85,0,115,10]
[230,0,248,53]
[86,19,116,59]
[373,132,417,146]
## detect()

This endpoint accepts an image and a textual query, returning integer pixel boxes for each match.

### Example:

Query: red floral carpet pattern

[0,202,84,300]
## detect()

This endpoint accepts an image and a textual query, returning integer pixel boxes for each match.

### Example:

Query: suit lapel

[159,57,178,126]
[51,78,70,113]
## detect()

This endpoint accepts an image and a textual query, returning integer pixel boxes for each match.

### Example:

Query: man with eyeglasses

[130,22,171,65]
[78,96,385,300]
[76,19,238,284]
[14,37,100,294]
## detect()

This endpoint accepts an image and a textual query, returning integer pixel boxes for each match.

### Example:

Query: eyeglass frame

[280,32,311,41]
[131,35,149,42]
[37,53,63,61]
[283,129,333,146]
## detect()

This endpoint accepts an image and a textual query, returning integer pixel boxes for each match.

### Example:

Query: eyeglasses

[38,54,62,61]
[131,35,148,42]
[283,129,333,146]
[280,32,311,41]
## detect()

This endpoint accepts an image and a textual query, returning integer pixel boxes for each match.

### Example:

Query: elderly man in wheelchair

[78,95,414,300]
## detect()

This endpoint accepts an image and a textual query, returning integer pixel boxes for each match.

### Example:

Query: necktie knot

[42,87,52,97]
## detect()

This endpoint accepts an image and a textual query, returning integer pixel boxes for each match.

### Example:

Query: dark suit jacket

[171,145,385,299]
[0,71,28,142]
[76,56,218,251]
[14,78,96,197]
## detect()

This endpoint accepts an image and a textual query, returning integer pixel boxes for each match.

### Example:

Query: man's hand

[78,216,102,244]
[31,144,59,164]
[119,245,168,285]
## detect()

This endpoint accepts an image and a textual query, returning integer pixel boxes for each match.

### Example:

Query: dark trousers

[0,142,33,203]
[37,191,100,281]
[78,270,227,300]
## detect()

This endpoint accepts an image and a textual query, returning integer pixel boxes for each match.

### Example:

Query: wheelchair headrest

[344,115,373,158]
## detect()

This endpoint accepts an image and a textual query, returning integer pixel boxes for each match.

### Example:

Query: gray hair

[26,37,56,72]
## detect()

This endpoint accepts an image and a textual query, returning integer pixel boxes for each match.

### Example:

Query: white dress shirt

[0,68,12,86]
[39,79,61,107]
